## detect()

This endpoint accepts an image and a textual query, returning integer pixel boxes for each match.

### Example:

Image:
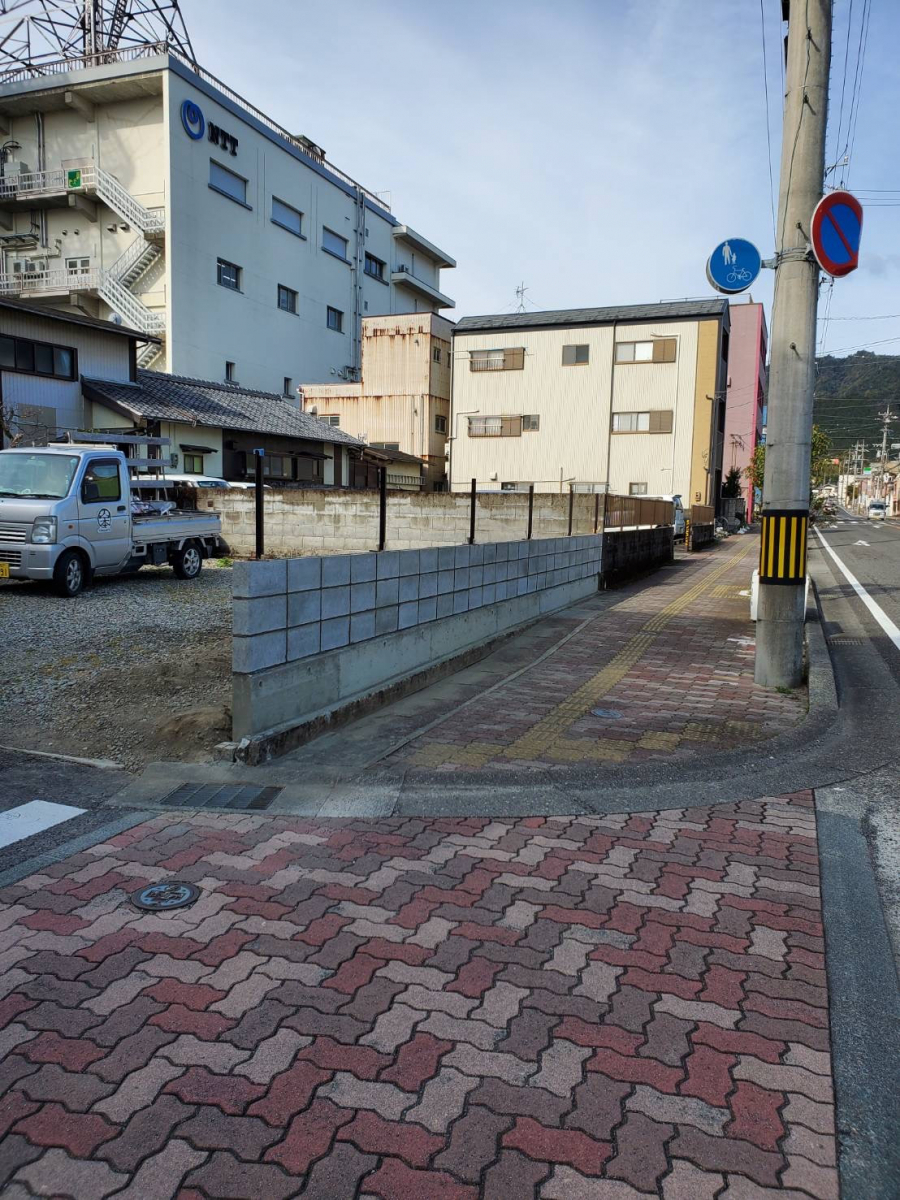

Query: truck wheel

[172,541,203,580]
[53,550,88,598]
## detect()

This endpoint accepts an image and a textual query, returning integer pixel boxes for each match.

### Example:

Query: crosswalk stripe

[0,801,86,850]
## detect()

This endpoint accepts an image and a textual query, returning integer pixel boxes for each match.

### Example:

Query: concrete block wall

[232,534,603,745]
[215,488,604,557]
[600,527,675,581]
[233,535,602,676]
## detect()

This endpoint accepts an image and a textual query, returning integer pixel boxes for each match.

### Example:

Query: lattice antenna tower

[0,0,196,79]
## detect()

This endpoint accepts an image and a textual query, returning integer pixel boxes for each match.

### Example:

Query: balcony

[391,266,455,309]
[392,225,455,269]
[0,164,164,238]
[0,265,166,337]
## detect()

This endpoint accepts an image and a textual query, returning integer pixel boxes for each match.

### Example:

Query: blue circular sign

[706,238,762,294]
[180,99,205,141]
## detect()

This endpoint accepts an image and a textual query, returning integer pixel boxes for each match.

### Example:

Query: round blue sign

[706,238,762,294]
[180,99,205,141]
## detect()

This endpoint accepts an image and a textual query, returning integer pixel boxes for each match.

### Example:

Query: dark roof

[0,296,158,342]
[454,299,728,335]
[82,370,366,446]
[365,446,424,466]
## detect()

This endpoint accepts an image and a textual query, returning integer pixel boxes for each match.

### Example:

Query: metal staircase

[110,236,162,289]
[98,271,165,335]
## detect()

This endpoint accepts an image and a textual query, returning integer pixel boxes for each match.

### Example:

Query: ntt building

[0,2,456,395]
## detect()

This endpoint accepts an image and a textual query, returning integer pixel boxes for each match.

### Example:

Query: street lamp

[447,409,479,492]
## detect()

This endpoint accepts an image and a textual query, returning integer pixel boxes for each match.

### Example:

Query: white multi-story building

[450,300,730,506]
[0,37,455,394]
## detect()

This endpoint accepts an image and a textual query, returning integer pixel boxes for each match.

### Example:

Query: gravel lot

[0,563,232,772]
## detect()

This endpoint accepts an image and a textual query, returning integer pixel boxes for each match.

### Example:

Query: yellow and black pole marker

[759,509,807,585]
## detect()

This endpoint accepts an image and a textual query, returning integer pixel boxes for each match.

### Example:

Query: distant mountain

[813,351,900,461]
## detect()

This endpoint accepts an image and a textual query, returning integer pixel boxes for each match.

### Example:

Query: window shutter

[648,410,673,433]
[562,345,575,365]
[501,416,523,437]
[503,348,525,370]
[653,338,677,363]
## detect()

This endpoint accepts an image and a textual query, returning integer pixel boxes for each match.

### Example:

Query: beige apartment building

[449,300,730,505]
[300,313,453,489]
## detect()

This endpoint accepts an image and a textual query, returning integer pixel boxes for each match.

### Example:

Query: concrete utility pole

[875,407,894,500]
[755,0,832,689]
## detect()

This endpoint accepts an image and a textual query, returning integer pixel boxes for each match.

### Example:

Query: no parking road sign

[811,190,863,277]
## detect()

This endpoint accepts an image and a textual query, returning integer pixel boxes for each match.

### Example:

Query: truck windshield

[0,453,80,499]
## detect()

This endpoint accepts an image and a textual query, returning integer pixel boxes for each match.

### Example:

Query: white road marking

[0,801,86,850]
[814,528,900,654]
[854,540,870,547]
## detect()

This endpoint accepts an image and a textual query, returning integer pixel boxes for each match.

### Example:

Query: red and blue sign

[811,190,863,278]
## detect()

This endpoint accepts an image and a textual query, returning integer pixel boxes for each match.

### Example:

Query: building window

[283,377,293,397]
[263,456,291,479]
[364,253,385,281]
[225,360,236,382]
[562,344,589,366]
[209,160,248,205]
[468,415,522,437]
[435,415,448,434]
[326,306,343,332]
[370,442,400,450]
[65,256,91,276]
[522,414,540,431]
[629,483,648,496]
[432,345,442,364]
[322,415,340,426]
[500,481,533,492]
[612,410,673,433]
[183,453,203,473]
[217,258,241,291]
[469,348,525,372]
[271,197,303,237]
[277,284,298,313]
[322,228,349,260]
[615,338,677,364]
[0,334,75,380]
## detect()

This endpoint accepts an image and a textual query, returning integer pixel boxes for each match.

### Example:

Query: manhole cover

[131,881,200,911]
[591,708,623,719]
[161,783,283,810]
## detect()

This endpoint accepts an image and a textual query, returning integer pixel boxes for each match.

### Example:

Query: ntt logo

[181,99,205,141]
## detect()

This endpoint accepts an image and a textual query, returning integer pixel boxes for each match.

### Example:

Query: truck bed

[131,509,221,544]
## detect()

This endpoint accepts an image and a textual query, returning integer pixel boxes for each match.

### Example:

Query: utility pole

[876,407,894,500]
[755,0,832,689]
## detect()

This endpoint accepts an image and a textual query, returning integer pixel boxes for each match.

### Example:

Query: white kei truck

[0,435,223,597]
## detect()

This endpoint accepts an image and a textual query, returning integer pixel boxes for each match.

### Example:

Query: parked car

[868,500,887,521]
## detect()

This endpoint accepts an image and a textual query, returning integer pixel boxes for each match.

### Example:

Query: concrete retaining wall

[232,534,602,749]
[601,527,675,581]
[216,488,604,556]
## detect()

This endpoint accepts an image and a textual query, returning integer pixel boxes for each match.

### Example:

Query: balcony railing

[0,266,165,336]
[0,163,164,235]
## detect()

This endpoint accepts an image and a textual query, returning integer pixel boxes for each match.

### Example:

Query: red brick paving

[0,793,839,1198]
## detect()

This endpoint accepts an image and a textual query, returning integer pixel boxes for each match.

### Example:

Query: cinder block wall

[232,535,603,744]
[215,488,604,557]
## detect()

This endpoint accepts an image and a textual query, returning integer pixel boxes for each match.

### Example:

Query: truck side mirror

[82,481,100,502]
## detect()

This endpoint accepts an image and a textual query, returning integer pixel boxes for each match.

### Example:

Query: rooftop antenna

[0,0,196,80]
[514,282,529,313]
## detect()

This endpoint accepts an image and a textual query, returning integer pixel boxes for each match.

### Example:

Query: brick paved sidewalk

[377,536,805,775]
[0,793,837,1198]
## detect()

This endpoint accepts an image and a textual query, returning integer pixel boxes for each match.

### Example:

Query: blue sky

[192,0,897,358]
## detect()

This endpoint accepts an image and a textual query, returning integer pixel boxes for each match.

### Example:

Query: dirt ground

[0,564,232,773]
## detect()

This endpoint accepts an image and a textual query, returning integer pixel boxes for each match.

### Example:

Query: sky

[189,0,898,359]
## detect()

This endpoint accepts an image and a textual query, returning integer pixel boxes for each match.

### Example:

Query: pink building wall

[724,301,767,520]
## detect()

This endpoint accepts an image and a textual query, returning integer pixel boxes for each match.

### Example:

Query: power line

[843,0,872,186]
[832,0,855,170]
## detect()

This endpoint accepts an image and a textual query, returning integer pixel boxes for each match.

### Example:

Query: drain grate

[827,636,865,646]
[162,782,283,810]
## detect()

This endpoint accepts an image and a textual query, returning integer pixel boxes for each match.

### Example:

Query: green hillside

[813,351,900,460]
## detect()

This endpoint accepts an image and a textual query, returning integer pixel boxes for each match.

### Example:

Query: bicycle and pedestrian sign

[706,238,762,294]
[811,189,862,277]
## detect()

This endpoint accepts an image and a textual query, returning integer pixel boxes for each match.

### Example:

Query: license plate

[0,563,9,578]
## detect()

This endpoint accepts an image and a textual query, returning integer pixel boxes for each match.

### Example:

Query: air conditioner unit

[396,264,409,274]
[170,452,179,468]
[12,258,47,275]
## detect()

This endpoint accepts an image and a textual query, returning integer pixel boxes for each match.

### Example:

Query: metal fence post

[568,484,575,536]
[526,483,535,540]
[254,449,264,559]
[594,492,601,534]
[467,477,476,544]
[378,467,387,552]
